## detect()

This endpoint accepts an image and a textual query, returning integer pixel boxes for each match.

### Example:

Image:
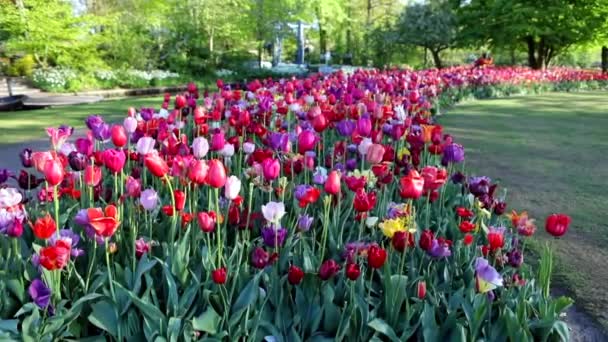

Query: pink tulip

[43,158,64,186]
[366,144,385,164]
[262,158,280,181]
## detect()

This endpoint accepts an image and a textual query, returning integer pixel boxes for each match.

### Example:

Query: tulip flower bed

[0,66,599,341]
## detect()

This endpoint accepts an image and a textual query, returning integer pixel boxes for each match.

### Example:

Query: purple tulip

[428,239,452,258]
[250,247,270,269]
[336,120,356,137]
[0,169,13,184]
[261,226,287,248]
[297,214,313,232]
[140,108,155,121]
[28,279,51,310]
[442,143,465,165]
[20,148,33,168]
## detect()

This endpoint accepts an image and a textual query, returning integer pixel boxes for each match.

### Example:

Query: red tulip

[145,152,169,178]
[417,281,426,299]
[344,175,366,191]
[87,205,120,237]
[207,159,227,188]
[262,158,280,181]
[456,207,474,219]
[84,165,102,186]
[212,267,227,284]
[188,159,208,185]
[487,228,505,251]
[103,149,126,174]
[392,231,414,252]
[463,234,474,246]
[298,130,317,153]
[288,265,305,285]
[367,245,387,269]
[459,221,475,233]
[174,190,186,211]
[324,170,341,195]
[43,158,64,186]
[399,170,425,199]
[175,95,186,109]
[30,213,56,240]
[210,130,226,151]
[366,144,385,165]
[39,240,71,270]
[312,113,329,132]
[111,125,127,147]
[345,263,361,280]
[298,187,321,208]
[353,188,376,212]
[421,166,447,192]
[545,213,571,237]
[197,211,216,233]
[318,259,341,280]
[419,229,434,251]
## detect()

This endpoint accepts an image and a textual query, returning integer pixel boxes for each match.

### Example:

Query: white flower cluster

[124,69,179,81]
[31,68,77,89]
[95,70,117,81]
[215,69,235,77]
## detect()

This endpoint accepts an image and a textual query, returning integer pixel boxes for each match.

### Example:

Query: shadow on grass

[439,91,608,330]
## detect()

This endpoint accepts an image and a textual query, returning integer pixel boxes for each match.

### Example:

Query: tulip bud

[210,130,226,151]
[318,259,340,280]
[175,95,186,109]
[7,219,23,238]
[324,170,341,195]
[84,165,102,186]
[251,247,270,269]
[144,152,169,178]
[103,149,126,174]
[287,265,305,285]
[188,159,208,185]
[111,125,127,147]
[174,190,186,211]
[345,263,361,281]
[212,267,227,284]
[68,151,87,171]
[262,158,280,181]
[43,158,64,186]
[545,213,571,237]
[366,144,385,165]
[197,211,216,233]
[367,245,387,269]
[417,281,426,299]
[192,137,209,159]
[298,130,317,153]
[224,175,241,200]
[207,159,227,188]
[20,148,33,168]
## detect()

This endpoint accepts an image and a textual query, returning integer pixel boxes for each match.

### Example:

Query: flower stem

[105,238,116,300]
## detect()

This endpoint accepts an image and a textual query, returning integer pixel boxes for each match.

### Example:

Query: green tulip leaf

[192,306,221,335]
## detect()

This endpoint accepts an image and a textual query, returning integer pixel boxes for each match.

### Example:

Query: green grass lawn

[0,96,164,145]
[439,91,608,329]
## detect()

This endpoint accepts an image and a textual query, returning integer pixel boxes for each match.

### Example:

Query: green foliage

[396,1,458,68]
[0,0,106,70]
[458,0,608,69]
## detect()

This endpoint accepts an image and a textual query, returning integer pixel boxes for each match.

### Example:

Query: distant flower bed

[1,66,605,341]
[30,68,181,92]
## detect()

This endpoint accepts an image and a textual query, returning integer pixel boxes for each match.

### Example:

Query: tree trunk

[258,41,263,69]
[602,46,608,74]
[431,49,443,69]
[526,36,538,69]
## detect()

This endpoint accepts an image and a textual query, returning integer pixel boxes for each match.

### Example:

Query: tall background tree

[395,1,458,69]
[458,0,608,69]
